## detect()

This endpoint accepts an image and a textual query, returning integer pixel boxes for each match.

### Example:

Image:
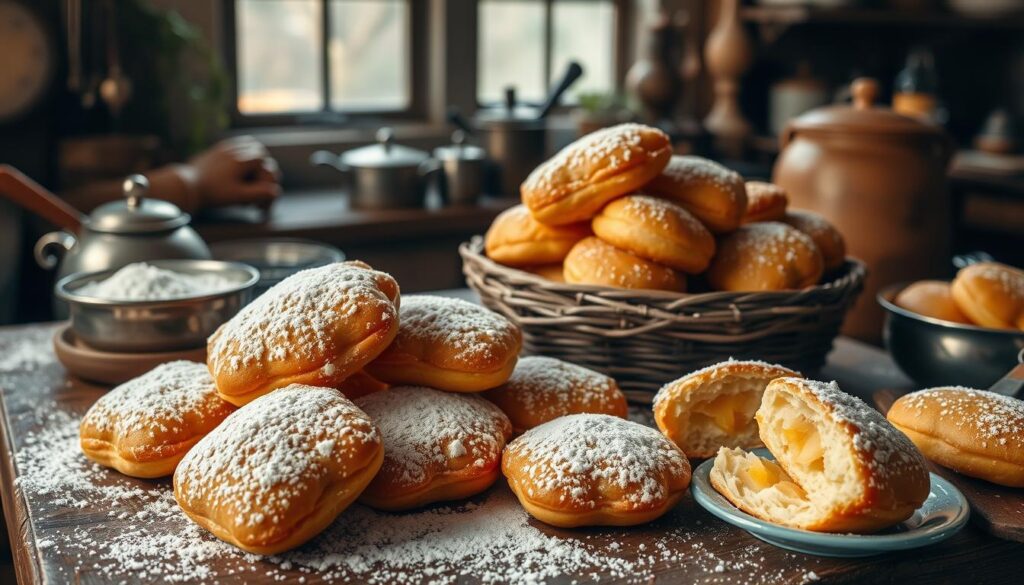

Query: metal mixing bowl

[878,283,1024,388]
[210,238,344,296]
[55,259,259,353]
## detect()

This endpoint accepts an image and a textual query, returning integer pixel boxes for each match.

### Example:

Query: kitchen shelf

[740,6,1024,30]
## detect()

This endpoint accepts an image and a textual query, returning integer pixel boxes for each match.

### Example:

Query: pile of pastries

[895,261,1024,331]
[485,123,847,293]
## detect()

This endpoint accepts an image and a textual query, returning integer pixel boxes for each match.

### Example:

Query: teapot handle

[34,231,77,270]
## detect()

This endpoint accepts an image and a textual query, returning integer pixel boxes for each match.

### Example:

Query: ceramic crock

[773,78,954,343]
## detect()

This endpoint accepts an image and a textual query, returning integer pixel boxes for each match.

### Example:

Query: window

[478,0,617,105]
[229,0,414,118]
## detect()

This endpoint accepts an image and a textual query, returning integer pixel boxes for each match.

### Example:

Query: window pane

[479,0,545,105]
[552,0,615,102]
[236,0,323,114]
[329,0,409,110]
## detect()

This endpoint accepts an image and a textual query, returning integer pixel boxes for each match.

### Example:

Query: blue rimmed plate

[690,449,970,557]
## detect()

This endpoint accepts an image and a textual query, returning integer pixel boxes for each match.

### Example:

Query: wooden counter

[0,320,1022,584]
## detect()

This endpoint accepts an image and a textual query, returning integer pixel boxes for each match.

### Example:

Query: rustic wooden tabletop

[0,321,1021,585]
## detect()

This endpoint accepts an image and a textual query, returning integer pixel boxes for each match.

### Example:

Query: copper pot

[773,78,954,343]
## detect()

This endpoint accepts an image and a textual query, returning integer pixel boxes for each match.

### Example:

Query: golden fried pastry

[706,222,824,292]
[355,387,512,510]
[653,360,800,459]
[711,378,929,533]
[336,370,388,400]
[503,414,691,527]
[364,295,521,392]
[483,356,627,434]
[521,123,672,225]
[887,387,1024,487]
[207,261,400,406]
[563,237,686,292]
[485,204,591,267]
[79,361,235,479]
[173,385,382,555]
[782,209,846,272]
[894,280,972,325]
[644,155,748,234]
[950,262,1024,330]
[592,195,715,274]
[527,263,566,282]
[741,182,788,224]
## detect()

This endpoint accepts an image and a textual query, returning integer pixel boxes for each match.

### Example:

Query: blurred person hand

[180,136,281,210]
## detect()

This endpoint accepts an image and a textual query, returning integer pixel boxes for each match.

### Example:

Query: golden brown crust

[207,261,401,406]
[521,124,672,225]
[483,356,627,434]
[591,195,715,274]
[563,237,686,292]
[950,262,1024,330]
[79,361,236,478]
[173,385,383,555]
[707,222,824,292]
[336,370,389,401]
[502,414,691,527]
[887,387,1024,487]
[894,280,972,325]
[364,295,522,393]
[355,387,512,510]
[526,263,566,282]
[741,182,788,224]
[644,155,748,234]
[782,209,847,272]
[485,204,591,267]
[653,360,800,459]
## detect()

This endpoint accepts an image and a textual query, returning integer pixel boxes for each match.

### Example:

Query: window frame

[223,0,428,127]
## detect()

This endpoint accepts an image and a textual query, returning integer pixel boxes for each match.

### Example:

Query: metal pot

[433,130,488,205]
[311,127,440,209]
[34,175,212,282]
[475,92,548,197]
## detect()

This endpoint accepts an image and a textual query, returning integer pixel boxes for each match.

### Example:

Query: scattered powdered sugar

[391,295,519,368]
[488,356,622,424]
[787,378,926,483]
[13,402,827,583]
[722,222,818,277]
[899,386,1024,448]
[506,414,689,509]
[354,387,510,488]
[566,237,682,289]
[208,262,397,372]
[653,358,799,408]
[77,262,237,301]
[745,182,786,208]
[619,194,707,235]
[174,385,380,530]
[658,155,743,195]
[0,324,59,372]
[82,361,226,436]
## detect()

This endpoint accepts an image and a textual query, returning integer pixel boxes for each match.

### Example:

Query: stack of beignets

[482,123,848,293]
[710,377,929,533]
[895,261,1024,330]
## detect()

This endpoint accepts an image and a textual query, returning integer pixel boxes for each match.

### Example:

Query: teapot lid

[788,78,945,137]
[88,175,191,234]
[340,127,430,168]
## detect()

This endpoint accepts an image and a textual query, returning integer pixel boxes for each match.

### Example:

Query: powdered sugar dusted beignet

[741,181,788,224]
[207,261,400,406]
[483,356,627,434]
[365,295,521,393]
[355,387,512,510]
[521,123,672,225]
[502,414,691,527]
[887,387,1024,487]
[654,360,800,459]
[79,361,235,478]
[485,204,591,267]
[563,237,687,292]
[173,385,382,555]
[706,222,824,292]
[711,378,929,533]
[644,155,748,234]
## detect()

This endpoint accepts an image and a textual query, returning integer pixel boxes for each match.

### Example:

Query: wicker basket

[461,236,866,403]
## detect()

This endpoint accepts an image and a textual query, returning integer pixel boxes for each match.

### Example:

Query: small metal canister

[433,131,488,205]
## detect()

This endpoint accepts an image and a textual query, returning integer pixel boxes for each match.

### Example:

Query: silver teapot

[35,174,211,281]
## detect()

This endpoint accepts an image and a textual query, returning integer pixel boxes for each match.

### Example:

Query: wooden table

[0,322,1021,584]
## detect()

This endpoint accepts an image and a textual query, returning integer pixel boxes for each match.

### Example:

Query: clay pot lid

[788,78,944,137]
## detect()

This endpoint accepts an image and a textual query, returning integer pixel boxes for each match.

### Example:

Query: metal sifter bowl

[55,259,259,353]
[878,283,1024,388]
[210,238,344,296]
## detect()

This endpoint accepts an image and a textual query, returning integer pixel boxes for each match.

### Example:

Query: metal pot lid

[88,175,191,234]
[788,77,946,138]
[340,127,431,168]
[475,105,545,129]
[433,130,487,161]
